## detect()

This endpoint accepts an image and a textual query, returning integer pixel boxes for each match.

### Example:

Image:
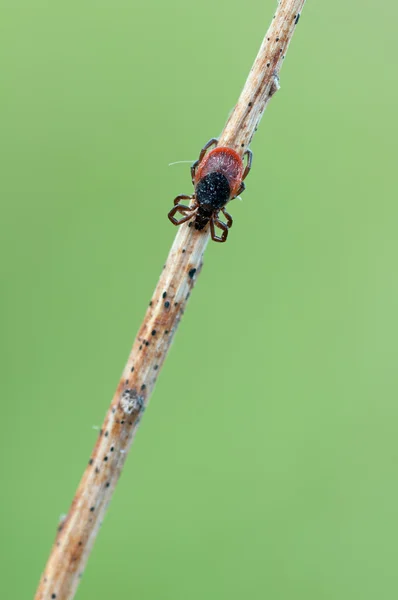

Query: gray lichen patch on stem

[35,1,306,598]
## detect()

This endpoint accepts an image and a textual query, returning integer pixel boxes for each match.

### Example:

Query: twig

[35,1,306,598]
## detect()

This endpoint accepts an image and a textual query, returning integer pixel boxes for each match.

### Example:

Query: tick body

[168,138,252,242]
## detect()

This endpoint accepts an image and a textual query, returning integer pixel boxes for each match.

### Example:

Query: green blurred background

[1,1,398,598]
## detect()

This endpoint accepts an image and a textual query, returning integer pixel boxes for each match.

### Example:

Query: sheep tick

[168,138,252,242]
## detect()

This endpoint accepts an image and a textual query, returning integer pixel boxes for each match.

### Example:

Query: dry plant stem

[35,1,306,598]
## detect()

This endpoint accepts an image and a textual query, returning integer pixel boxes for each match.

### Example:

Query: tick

[167,138,252,243]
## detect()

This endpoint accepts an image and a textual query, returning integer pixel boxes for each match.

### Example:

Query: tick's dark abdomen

[194,172,230,230]
[196,172,230,210]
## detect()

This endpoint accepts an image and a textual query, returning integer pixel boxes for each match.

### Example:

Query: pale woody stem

[35,1,306,598]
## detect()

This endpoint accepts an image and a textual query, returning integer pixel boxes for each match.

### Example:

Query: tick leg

[168,204,197,226]
[173,194,194,206]
[191,161,199,184]
[221,207,233,228]
[192,139,218,183]
[198,138,219,163]
[233,181,245,198]
[242,149,253,181]
[210,216,229,243]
